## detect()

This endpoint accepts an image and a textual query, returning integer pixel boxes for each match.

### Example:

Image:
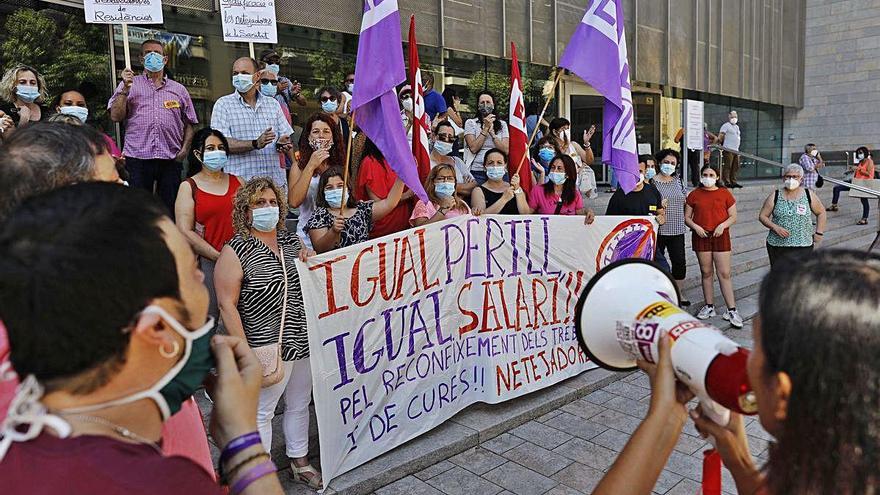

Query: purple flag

[559,0,639,193]
[351,0,429,203]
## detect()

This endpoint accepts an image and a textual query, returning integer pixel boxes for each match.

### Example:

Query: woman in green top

[758,164,827,267]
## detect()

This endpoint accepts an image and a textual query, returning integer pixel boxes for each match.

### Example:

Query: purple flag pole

[351,0,429,203]
[558,0,639,193]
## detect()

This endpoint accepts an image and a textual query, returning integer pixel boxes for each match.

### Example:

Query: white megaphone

[575,259,757,426]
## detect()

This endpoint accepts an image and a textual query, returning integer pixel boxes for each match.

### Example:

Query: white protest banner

[83,0,164,24]
[685,99,704,151]
[296,215,658,485]
[220,0,278,44]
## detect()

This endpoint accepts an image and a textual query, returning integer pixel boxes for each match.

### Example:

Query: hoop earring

[159,341,180,359]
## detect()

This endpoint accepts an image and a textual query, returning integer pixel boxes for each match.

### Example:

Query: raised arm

[371,178,405,221]
[288,149,327,208]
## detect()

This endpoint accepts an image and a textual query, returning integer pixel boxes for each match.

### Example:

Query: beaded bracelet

[219,431,261,466]
[220,452,270,485]
[230,460,276,495]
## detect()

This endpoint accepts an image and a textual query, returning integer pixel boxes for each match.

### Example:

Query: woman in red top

[355,137,414,238]
[175,128,243,319]
[828,146,874,225]
[685,165,742,328]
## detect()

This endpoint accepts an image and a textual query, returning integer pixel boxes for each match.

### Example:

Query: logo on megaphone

[575,259,757,424]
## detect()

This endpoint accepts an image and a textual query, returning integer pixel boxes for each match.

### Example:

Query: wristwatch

[251,139,258,150]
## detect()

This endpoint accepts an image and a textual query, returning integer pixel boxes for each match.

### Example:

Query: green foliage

[1,9,112,129]
[304,49,354,94]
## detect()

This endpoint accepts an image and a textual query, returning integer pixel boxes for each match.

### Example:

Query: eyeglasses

[345,78,355,84]
[320,96,338,102]
[783,175,801,180]
[437,134,455,143]
[259,79,278,85]
[400,94,412,101]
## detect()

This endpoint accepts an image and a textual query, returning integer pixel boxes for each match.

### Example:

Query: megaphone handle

[699,397,730,428]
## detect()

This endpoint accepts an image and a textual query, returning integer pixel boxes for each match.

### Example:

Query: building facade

[0,0,807,180]
[784,0,880,167]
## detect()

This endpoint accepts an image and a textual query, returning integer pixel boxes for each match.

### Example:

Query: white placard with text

[220,0,278,43]
[83,0,164,24]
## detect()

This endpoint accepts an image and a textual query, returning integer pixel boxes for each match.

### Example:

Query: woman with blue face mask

[52,89,124,161]
[0,64,50,133]
[429,121,477,198]
[175,128,244,320]
[471,148,531,215]
[317,86,350,145]
[411,163,473,226]
[306,166,405,252]
[531,136,562,185]
[650,149,690,305]
[215,177,321,489]
[524,155,595,222]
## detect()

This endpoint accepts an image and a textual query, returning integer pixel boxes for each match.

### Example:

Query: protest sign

[296,215,657,484]
[83,0,164,24]
[220,0,278,44]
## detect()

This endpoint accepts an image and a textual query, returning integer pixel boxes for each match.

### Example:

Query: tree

[1,8,111,129]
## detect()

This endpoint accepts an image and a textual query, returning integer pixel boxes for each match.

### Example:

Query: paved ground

[364,321,769,495]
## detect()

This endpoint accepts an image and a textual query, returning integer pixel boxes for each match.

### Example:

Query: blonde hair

[231,177,289,237]
[425,163,468,213]
[0,65,48,104]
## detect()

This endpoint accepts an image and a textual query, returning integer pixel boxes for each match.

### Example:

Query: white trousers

[256,358,312,458]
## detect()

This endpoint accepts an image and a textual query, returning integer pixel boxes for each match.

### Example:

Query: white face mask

[784,178,800,190]
[729,117,738,125]
[701,177,717,188]
[857,153,866,160]
[810,149,818,157]
[560,129,571,142]
[402,98,413,112]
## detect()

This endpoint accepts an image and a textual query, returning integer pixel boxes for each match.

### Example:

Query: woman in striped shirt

[214,177,321,489]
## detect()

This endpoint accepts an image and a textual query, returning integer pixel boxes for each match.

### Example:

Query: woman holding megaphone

[591,250,880,494]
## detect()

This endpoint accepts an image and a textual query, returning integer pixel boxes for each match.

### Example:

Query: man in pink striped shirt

[108,39,198,215]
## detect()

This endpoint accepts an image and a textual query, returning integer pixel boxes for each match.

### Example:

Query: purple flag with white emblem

[351,0,428,203]
[559,0,639,193]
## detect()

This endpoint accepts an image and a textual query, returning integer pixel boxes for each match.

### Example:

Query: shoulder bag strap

[773,189,779,209]
[277,243,288,348]
[186,178,198,205]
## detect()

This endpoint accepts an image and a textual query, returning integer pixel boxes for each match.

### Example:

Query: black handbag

[816,175,824,188]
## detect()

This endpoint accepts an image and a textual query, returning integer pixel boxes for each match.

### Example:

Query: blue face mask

[16,85,39,103]
[322,100,339,113]
[143,52,165,73]
[645,168,657,180]
[260,83,277,97]
[660,163,676,176]
[201,150,227,172]
[59,105,88,123]
[548,171,567,185]
[486,166,506,180]
[433,141,453,156]
[265,63,280,75]
[538,148,555,164]
[324,188,344,208]
[233,74,254,93]
[434,182,455,198]
[251,206,279,232]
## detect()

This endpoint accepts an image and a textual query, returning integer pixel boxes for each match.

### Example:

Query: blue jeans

[609,167,619,189]
[832,184,870,219]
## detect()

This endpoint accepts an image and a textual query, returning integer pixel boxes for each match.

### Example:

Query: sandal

[857,218,868,225]
[826,204,839,212]
[291,462,323,489]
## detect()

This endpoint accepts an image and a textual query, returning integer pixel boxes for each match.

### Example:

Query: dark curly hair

[297,113,345,171]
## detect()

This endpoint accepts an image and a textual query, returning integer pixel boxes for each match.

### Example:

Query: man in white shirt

[717,110,742,188]
[211,57,295,189]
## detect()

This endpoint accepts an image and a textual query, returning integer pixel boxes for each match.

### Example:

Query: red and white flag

[408,16,431,182]
[508,42,532,195]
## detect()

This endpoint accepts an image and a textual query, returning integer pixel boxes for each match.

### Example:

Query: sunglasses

[345,78,355,84]
[320,96,338,102]
[400,94,412,100]
[259,79,279,85]
[437,134,455,143]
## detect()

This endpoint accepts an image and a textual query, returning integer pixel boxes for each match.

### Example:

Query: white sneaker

[696,305,716,320]
[727,310,744,328]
